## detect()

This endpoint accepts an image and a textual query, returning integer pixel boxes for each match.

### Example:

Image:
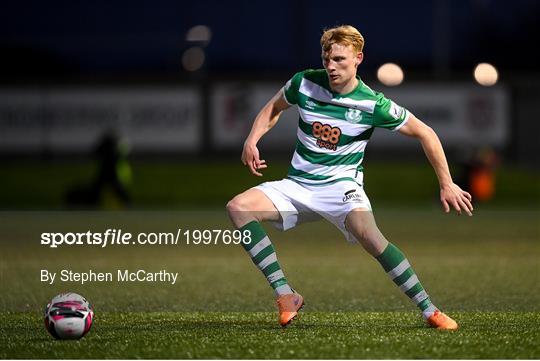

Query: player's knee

[356,230,387,256]
[226,194,262,227]
[347,220,386,256]
[226,195,252,214]
[352,225,372,244]
[226,197,241,214]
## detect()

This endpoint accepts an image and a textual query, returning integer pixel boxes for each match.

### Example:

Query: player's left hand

[440,183,473,216]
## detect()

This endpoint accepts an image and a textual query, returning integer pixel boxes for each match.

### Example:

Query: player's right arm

[242,90,291,176]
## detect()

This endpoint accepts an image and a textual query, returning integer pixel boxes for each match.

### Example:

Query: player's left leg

[345,209,458,330]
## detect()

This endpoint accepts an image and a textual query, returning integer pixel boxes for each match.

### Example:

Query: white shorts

[255,178,372,243]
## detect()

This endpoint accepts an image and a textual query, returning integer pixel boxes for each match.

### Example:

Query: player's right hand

[241,141,267,177]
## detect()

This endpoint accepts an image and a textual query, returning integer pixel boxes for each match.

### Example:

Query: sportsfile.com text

[40,229,252,248]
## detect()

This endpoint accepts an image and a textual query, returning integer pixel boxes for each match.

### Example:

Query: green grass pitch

[3,312,539,359]
[1,208,539,358]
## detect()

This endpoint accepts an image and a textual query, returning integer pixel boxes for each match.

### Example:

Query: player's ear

[356,52,364,67]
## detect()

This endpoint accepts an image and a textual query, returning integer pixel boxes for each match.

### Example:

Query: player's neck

[331,76,359,95]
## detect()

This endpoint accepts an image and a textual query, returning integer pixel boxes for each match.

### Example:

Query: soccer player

[226,25,473,329]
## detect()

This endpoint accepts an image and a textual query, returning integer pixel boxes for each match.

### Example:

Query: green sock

[376,243,437,314]
[239,221,293,296]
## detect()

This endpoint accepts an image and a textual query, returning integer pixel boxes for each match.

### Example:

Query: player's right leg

[227,188,280,228]
[226,188,303,326]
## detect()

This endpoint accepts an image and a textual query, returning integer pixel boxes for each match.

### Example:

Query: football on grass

[44,292,94,339]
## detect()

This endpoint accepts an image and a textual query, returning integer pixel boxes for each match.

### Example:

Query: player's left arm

[398,114,474,216]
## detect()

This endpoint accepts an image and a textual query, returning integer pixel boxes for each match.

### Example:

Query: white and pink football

[44,292,94,340]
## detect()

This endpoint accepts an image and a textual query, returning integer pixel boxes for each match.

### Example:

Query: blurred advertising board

[211,82,509,150]
[371,84,509,149]
[0,83,508,154]
[210,83,298,152]
[0,88,201,153]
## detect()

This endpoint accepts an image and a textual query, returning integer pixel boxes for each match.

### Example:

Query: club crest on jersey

[345,108,362,123]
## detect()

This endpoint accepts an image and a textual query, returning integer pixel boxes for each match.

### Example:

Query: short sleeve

[372,95,410,131]
[282,71,305,105]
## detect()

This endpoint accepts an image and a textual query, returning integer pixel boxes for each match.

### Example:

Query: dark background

[1,0,539,79]
[0,0,538,209]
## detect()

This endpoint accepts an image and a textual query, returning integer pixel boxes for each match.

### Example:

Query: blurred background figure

[65,131,132,209]
[468,147,499,202]
[457,146,499,203]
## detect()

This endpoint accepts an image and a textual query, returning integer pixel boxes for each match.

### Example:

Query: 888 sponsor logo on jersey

[312,122,342,151]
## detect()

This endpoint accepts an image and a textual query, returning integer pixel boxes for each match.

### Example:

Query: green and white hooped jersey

[283,69,410,185]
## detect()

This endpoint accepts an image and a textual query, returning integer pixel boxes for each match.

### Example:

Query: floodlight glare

[186,25,212,43]
[377,63,404,86]
[474,63,498,86]
[182,47,205,72]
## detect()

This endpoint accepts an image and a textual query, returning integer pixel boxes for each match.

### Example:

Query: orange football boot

[427,310,458,330]
[276,293,304,327]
